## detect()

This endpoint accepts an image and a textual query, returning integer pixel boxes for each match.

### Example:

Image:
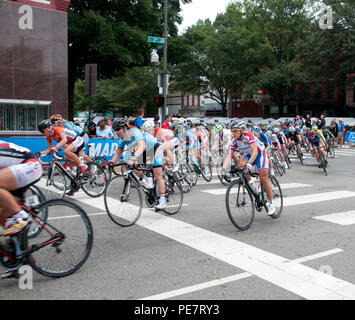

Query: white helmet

[142,120,155,132]
[274,128,280,134]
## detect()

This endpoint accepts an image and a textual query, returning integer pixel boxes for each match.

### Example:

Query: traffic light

[154,96,165,107]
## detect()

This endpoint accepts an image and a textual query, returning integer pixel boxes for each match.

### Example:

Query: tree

[301,0,355,111]
[171,3,271,116]
[243,0,312,115]
[68,0,191,119]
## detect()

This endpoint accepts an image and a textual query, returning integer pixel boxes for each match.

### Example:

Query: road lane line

[132,211,355,300]
[38,183,355,299]
[313,210,355,225]
[201,183,313,195]
[140,248,344,300]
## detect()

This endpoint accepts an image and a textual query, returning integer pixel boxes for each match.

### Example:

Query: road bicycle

[163,160,192,193]
[38,151,108,199]
[0,185,93,279]
[316,146,328,176]
[326,140,336,159]
[225,167,283,231]
[104,162,183,227]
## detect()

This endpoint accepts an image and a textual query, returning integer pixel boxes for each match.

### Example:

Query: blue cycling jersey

[63,122,84,136]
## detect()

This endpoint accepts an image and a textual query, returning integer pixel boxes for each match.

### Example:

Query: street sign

[148,36,165,44]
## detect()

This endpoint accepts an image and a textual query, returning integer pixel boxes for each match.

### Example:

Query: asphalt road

[1,146,355,301]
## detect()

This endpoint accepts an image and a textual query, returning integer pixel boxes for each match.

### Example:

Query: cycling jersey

[323,129,333,140]
[62,121,84,136]
[117,127,144,151]
[276,132,287,145]
[154,128,175,142]
[46,127,78,144]
[230,133,268,170]
[143,132,164,167]
[308,134,322,147]
[230,132,265,155]
[289,132,301,143]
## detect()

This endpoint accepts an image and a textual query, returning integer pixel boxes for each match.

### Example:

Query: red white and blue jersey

[230,132,265,156]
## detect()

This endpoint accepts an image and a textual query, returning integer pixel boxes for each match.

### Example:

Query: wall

[0,0,70,118]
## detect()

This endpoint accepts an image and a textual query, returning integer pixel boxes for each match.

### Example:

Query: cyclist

[322,126,335,153]
[307,130,327,167]
[110,118,167,210]
[50,114,91,163]
[288,126,306,161]
[142,120,179,172]
[37,119,88,174]
[0,141,43,236]
[274,128,290,165]
[251,127,275,176]
[222,121,276,216]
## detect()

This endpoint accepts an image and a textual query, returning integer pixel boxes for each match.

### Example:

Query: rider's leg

[0,168,21,227]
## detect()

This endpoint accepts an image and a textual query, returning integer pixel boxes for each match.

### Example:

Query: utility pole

[162,0,168,127]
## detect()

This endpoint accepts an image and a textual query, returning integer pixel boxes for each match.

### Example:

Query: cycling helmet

[312,126,318,131]
[38,119,52,132]
[141,120,155,132]
[266,130,272,136]
[251,126,261,134]
[274,128,280,134]
[50,114,63,124]
[112,118,128,131]
[231,121,246,130]
[214,124,223,133]
[289,126,295,132]
[309,130,315,137]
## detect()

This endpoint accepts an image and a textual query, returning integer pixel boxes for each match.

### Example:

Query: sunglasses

[232,129,241,133]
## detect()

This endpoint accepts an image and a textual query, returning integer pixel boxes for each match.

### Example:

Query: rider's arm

[131,139,146,159]
[111,148,123,163]
[247,143,258,164]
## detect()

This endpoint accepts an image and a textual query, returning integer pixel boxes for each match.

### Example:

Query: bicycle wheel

[177,163,192,193]
[40,164,67,200]
[24,185,48,239]
[162,173,184,215]
[93,156,112,181]
[216,158,231,186]
[225,179,255,231]
[318,151,328,176]
[296,148,304,165]
[188,164,198,186]
[261,176,283,219]
[104,175,143,227]
[200,162,212,182]
[26,199,93,278]
[81,161,108,197]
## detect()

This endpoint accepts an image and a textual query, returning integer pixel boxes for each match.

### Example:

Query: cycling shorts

[242,150,269,170]
[70,136,85,153]
[143,144,164,167]
[8,158,43,189]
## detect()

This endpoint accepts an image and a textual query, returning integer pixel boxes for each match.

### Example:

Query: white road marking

[283,191,355,207]
[140,248,344,300]
[313,211,355,225]
[201,183,313,195]
[133,211,355,299]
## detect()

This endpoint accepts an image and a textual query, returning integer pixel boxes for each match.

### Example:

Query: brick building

[0,0,70,135]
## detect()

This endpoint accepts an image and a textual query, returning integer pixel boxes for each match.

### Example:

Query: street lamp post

[163,0,168,124]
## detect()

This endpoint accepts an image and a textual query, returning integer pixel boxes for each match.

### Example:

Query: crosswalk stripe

[313,210,355,225]
[201,183,313,195]
[132,209,355,299]
[140,248,344,300]
[284,191,355,207]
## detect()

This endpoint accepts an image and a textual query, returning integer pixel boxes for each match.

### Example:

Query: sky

[178,0,233,34]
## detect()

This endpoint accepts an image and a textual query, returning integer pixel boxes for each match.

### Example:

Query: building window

[0,103,51,131]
